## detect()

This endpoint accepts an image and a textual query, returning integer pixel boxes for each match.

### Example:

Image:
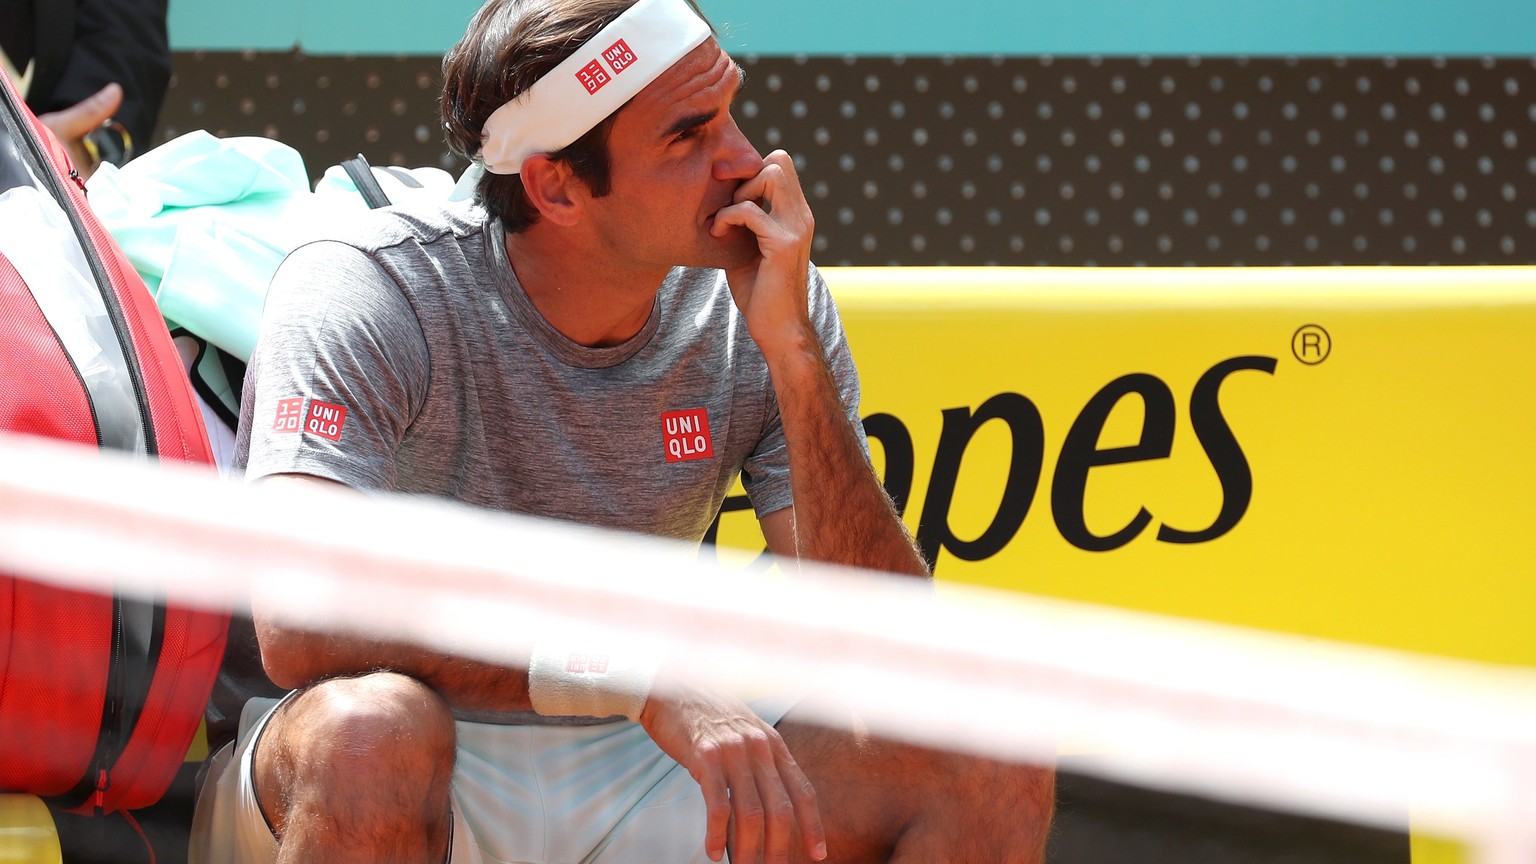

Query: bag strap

[340,153,393,210]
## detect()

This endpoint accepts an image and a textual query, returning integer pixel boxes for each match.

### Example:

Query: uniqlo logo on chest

[576,59,611,94]
[602,39,637,73]
[305,400,347,442]
[662,408,714,463]
[272,397,305,433]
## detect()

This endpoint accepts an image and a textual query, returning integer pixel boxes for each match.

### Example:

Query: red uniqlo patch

[272,397,305,433]
[566,653,589,673]
[587,654,610,674]
[305,400,347,442]
[662,408,714,463]
[576,59,611,94]
[602,39,637,73]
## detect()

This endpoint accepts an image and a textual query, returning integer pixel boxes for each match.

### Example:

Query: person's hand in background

[37,81,123,179]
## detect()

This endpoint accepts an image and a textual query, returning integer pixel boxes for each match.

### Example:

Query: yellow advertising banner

[711,267,1536,669]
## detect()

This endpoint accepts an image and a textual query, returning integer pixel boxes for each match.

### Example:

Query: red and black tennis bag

[0,67,230,815]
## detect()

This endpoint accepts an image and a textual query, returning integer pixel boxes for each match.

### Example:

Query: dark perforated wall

[159,52,1536,266]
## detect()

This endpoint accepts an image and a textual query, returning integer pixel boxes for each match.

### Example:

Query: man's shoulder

[295,199,486,262]
[271,202,480,303]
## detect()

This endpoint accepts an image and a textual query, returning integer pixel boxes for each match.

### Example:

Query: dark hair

[441,0,710,234]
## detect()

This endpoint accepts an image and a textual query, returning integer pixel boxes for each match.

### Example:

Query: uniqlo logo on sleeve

[575,59,611,94]
[566,653,589,674]
[662,408,714,463]
[602,40,637,73]
[304,400,347,442]
[272,397,305,433]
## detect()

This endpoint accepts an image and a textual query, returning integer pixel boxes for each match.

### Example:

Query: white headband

[478,0,713,175]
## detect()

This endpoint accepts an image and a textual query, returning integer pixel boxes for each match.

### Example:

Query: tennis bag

[0,67,230,815]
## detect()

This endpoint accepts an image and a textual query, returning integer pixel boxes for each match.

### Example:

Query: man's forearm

[250,473,536,711]
[255,618,535,712]
[766,336,929,577]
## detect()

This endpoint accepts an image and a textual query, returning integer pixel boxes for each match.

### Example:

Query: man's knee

[258,671,456,831]
[877,747,1054,864]
[290,672,455,775]
[778,709,1055,862]
[973,756,1055,857]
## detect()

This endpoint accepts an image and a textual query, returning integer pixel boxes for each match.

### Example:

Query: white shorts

[190,693,798,864]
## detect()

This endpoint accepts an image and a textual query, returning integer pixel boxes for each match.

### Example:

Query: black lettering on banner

[703,354,1275,567]
[1157,355,1278,543]
[863,412,916,516]
[917,393,1045,571]
[1052,374,1176,552]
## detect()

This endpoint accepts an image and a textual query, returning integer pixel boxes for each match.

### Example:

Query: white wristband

[527,640,661,721]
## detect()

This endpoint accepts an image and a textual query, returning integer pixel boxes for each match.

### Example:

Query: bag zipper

[0,73,157,458]
[1,74,164,813]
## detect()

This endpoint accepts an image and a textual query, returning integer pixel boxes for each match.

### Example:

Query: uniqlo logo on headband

[272,397,305,433]
[576,59,611,94]
[602,40,637,73]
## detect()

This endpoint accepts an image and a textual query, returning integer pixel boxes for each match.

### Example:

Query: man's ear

[519,154,582,227]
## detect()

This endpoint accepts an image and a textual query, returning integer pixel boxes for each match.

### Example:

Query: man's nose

[714,117,763,180]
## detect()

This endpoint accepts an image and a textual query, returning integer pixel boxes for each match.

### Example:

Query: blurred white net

[2,430,1534,863]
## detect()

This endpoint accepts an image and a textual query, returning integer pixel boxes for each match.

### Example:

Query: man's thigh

[459,696,803,864]
[775,698,1055,864]
[455,718,681,863]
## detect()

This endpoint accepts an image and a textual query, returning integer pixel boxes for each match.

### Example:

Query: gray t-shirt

[234,200,863,543]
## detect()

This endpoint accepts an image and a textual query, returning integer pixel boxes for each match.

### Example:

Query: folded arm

[249,473,536,713]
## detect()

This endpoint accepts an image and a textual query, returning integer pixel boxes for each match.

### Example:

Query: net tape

[1,431,1534,862]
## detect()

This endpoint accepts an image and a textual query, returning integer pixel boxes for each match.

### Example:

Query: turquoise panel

[294,0,483,55]
[706,0,1536,56]
[168,0,303,51]
[170,0,1536,56]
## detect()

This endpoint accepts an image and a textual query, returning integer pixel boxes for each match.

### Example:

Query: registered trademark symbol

[1292,324,1331,365]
